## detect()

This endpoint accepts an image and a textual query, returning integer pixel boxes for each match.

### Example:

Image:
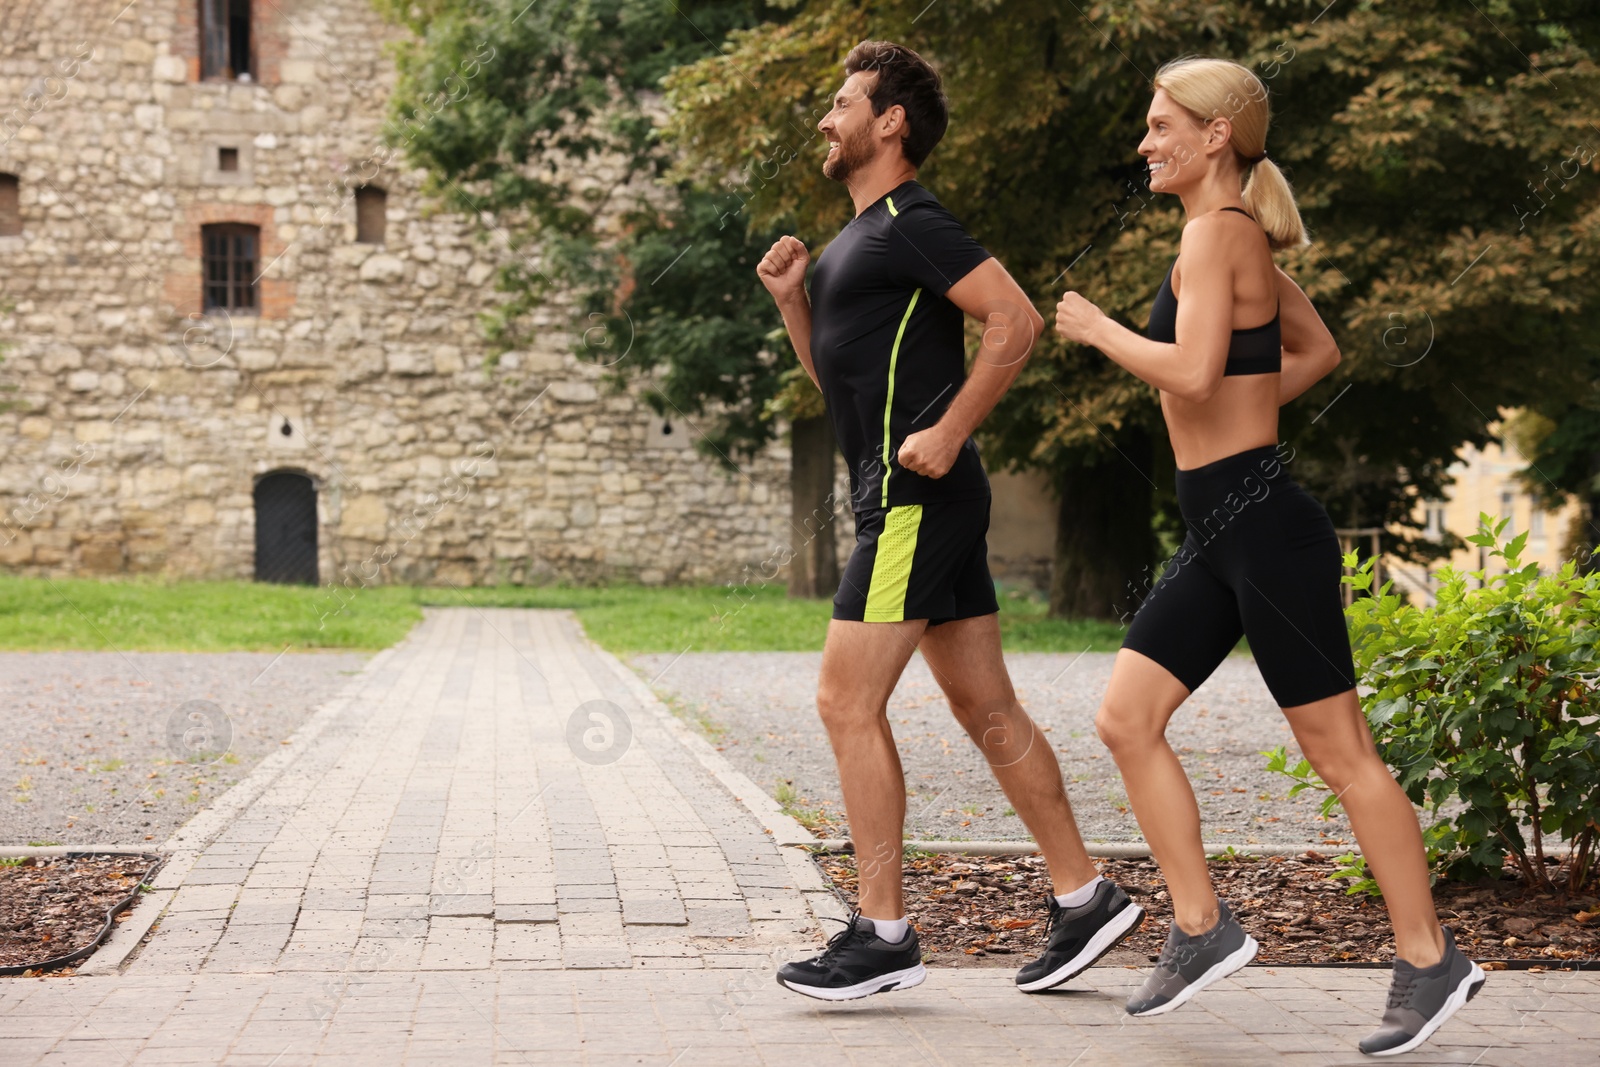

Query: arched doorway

[254,470,318,584]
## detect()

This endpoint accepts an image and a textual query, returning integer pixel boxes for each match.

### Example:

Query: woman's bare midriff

[1162,374,1280,470]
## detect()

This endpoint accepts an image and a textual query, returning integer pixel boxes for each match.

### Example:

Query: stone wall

[0,0,829,588]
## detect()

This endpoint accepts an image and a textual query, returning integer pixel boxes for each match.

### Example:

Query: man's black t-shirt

[808,180,993,513]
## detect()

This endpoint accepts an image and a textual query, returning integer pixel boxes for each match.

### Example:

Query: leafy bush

[1267,515,1600,894]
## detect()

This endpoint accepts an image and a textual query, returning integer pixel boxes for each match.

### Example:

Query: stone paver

[3,608,1593,1065]
[1,967,1592,1065]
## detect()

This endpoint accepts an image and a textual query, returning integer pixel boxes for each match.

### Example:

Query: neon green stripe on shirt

[882,288,921,507]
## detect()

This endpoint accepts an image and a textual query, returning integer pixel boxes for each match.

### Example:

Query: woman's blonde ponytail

[1242,156,1307,250]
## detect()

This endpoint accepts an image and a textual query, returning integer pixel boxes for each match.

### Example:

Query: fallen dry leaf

[0,854,157,972]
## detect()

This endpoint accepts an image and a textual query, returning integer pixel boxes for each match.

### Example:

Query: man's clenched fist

[757,235,810,303]
[897,426,962,479]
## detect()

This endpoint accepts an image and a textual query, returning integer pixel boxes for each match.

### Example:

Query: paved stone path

[2,608,1594,1065]
[124,609,824,977]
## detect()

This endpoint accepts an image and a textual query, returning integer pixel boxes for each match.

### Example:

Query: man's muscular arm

[756,235,820,389]
[896,258,1045,478]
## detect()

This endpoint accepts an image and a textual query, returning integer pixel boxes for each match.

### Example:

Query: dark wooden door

[254,471,318,584]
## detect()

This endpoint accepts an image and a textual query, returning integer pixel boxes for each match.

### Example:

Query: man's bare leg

[917,613,1099,893]
[815,616,926,920]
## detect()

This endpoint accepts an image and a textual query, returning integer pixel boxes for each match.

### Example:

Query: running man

[756,40,1141,1001]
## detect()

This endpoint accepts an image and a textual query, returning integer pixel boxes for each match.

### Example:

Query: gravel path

[1,650,372,847]
[631,651,1357,848]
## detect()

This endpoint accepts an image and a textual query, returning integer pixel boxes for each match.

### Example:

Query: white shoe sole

[780,963,927,1002]
[1363,962,1486,1057]
[1129,934,1259,1016]
[1016,904,1146,993]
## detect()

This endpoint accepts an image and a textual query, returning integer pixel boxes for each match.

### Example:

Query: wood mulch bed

[817,850,1600,970]
[0,854,160,976]
[7,849,1596,977]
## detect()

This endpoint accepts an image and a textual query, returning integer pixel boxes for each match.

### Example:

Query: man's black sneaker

[1359,926,1485,1056]
[1126,897,1258,1015]
[776,912,927,1001]
[1016,881,1146,992]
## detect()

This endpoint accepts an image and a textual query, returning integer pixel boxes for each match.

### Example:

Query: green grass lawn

[0,574,424,652]
[0,574,1130,655]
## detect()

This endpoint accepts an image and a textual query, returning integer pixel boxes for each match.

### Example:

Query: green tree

[373,0,842,595]
[664,0,1600,616]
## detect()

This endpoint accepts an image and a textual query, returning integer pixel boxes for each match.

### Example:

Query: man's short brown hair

[844,40,949,168]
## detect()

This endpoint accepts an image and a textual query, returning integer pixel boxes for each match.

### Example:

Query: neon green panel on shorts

[863,505,923,622]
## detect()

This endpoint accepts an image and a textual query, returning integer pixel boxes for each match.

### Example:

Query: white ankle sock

[868,916,910,943]
[1055,875,1104,909]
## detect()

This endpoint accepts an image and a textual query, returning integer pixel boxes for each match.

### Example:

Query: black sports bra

[1146,206,1281,375]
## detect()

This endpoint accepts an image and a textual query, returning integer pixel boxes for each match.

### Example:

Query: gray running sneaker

[1126,898,1258,1016]
[1359,926,1485,1056]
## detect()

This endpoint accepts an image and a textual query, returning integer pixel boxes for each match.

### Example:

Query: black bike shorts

[1122,444,1357,708]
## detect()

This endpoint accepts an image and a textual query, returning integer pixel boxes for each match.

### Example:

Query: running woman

[757,40,1143,1002]
[1052,57,1484,1055]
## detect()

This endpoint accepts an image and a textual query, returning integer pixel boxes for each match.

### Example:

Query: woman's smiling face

[1138,88,1208,194]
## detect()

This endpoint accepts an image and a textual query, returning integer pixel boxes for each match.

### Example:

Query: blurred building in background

[1386,433,1583,604]
[0,0,1060,593]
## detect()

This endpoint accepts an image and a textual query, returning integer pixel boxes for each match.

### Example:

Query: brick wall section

[173,0,200,81]
[252,1,287,86]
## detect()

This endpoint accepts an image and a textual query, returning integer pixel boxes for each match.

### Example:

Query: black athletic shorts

[1121,444,1358,708]
[833,497,999,624]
